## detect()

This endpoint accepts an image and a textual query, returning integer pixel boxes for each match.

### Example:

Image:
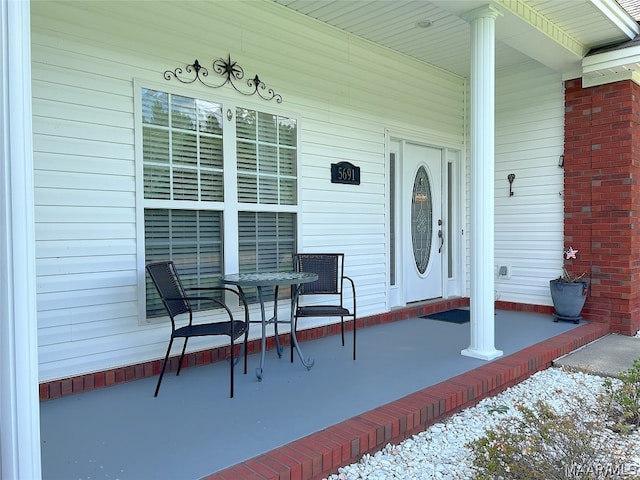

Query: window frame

[134,79,301,324]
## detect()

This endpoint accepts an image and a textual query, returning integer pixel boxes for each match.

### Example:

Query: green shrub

[468,400,629,480]
[603,358,640,434]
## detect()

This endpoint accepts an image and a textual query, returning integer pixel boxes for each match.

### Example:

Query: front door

[403,142,443,303]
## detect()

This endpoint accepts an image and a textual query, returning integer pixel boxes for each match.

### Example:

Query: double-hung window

[138,86,298,318]
[236,109,297,301]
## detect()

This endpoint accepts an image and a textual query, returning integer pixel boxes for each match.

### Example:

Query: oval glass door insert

[411,166,432,275]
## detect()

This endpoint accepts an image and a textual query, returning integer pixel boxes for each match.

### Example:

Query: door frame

[387,131,465,309]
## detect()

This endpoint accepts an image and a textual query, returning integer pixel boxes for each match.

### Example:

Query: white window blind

[238,211,296,301]
[142,89,224,202]
[144,209,223,317]
[236,109,297,205]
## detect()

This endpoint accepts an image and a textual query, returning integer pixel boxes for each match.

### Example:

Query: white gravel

[325,368,640,480]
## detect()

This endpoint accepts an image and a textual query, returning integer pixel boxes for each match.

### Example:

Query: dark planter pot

[549,279,588,323]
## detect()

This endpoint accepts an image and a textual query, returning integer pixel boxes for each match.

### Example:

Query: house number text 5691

[331,161,361,185]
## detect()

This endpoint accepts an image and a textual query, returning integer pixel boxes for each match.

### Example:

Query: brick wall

[564,78,640,334]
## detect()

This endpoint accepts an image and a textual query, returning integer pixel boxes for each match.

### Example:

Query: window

[236,108,297,205]
[389,152,396,286]
[238,211,296,302]
[138,86,298,318]
[235,108,298,301]
[142,90,224,202]
[144,209,223,316]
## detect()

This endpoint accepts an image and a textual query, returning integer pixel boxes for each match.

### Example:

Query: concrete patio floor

[39,309,608,480]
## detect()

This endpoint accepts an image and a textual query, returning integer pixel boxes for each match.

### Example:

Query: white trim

[444,148,465,298]
[0,0,42,477]
[590,0,640,39]
[582,44,640,88]
[385,129,465,307]
[223,104,239,275]
[582,46,640,74]
[385,127,464,152]
[133,78,147,324]
[582,70,640,88]
[386,135,401,309]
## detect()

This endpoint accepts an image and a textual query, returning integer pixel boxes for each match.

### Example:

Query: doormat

[420,309,470,324]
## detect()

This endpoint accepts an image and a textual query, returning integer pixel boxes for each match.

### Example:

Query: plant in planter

[549,247,588,324]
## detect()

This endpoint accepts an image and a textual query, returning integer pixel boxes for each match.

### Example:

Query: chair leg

[291,317,298,363]
[340,317,345,346]
[243,330,249,375]
[176,338,189,376]
[229,337,235,398]
[353,317,356,360]
[154,338,174,397]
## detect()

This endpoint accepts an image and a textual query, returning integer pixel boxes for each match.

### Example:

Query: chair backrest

[146,261,191,320]
[294,253,343,295]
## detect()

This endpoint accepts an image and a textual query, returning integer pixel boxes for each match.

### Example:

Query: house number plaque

[331,161,361,185]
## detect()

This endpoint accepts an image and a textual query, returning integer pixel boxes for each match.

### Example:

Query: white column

[1,0,42,478]
[462,5,503,361]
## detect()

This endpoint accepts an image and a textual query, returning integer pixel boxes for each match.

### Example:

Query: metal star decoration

[564,247,578,259]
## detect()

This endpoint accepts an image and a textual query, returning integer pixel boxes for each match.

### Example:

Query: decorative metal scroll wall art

[164,54,283,103]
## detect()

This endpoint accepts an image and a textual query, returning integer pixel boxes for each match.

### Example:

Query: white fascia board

[582,69,640,87]
[582,45,640,73]
[562,69,585,82]
[590,0,640,39]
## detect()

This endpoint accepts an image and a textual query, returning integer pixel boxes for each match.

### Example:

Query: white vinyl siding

[31,0,465,381]
[492,61,565,306]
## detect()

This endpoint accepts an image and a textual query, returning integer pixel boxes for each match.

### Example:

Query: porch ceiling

[272,0,638,79]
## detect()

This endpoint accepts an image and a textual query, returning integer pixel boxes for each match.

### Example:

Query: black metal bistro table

[221,271,318,380]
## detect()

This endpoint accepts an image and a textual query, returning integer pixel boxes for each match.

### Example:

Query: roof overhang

[592,0,640,39]
[582,42,640,87]
[433,0,587,73]
[435,0,638,78]
[274,0,639,82]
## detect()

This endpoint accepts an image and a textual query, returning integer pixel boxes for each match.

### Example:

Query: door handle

[438,229,444,253]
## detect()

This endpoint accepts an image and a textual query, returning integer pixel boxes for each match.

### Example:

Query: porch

[39,305,608,480]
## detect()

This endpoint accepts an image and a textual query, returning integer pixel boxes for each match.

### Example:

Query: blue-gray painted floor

[40,310,578,480]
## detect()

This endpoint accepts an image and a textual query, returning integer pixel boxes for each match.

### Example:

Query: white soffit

[494,0,587,73]
[431,0,595,74]
[274,0,639,78]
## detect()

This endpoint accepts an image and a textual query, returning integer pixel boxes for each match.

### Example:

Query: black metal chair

[146,261,249,398]
[293,253,357,360]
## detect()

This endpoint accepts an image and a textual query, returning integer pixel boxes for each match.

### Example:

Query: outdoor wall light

[558,155,565,167]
